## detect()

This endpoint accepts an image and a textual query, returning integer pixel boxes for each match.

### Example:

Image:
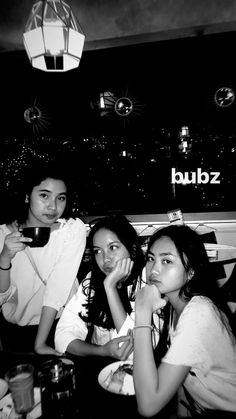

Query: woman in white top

[0,161,86,355]
[55,215,146,359]
[133,224,236,418]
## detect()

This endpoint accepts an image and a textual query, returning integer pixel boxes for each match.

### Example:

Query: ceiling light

[23,0,85,72]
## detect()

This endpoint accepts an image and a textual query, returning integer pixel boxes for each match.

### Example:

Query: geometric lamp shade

[23,0,85,72]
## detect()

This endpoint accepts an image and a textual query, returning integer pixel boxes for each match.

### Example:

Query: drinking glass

[38,358,78,419]
[5,364,35,419]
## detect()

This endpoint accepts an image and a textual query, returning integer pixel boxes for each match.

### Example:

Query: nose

[150,261,160,275]
[103,252,111,264]
[47,198,56,210]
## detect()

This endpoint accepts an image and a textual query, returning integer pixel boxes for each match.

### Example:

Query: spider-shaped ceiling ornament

[24,98,51,136]
[214,87,235,108]
[91,88,145,127]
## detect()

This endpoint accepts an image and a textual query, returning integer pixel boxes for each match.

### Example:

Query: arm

[133,285,189,417]
[67,334,133,360]
[104,258,134,332]
[34,306,62,355]
[0,231,32,293]
[55,279,133,359]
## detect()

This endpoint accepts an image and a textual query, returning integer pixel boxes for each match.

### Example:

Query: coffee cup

[22,227,50,247]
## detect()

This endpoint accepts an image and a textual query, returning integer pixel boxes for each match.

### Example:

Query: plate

[0,380,8,400]
[98,360,134,396]
[0,388,41,419]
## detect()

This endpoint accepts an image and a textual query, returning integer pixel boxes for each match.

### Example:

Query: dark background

[1,31,236,218]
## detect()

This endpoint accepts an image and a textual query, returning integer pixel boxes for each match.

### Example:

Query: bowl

[22,227,51,247]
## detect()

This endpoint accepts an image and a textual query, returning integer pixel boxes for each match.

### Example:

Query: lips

[103,266,113,274]
[149,274,159,282]
[44,214,58,219]
[148,275,161,286]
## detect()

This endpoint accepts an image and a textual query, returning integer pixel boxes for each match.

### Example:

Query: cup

[38,358,78,419]
[5,364,35,415]
[22,227,51,247]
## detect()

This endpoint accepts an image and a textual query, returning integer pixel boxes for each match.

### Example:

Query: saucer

[0,387,41,419]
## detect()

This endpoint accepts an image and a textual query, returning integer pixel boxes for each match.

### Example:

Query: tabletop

[209,250,236,264]
[0,351,137,419]
[0,351,175,419]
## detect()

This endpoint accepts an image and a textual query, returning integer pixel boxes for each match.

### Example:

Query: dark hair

[149,225,235,360]
[80,215,145,330]
[147,224,213,300]
[5,161,72,224]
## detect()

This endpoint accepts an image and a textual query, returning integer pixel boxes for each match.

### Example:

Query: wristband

[0,263,12,271]
[133,325,153,331]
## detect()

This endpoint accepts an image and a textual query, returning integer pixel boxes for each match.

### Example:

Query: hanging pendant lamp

[23,0,85,72]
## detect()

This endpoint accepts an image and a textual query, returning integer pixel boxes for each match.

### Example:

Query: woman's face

[146,236,188,297]
[93,228,130,275]
[26,177,67,227]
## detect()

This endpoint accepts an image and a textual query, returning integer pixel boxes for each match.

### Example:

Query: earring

[25,195,29,203]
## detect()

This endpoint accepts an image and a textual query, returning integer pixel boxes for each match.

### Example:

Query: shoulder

[55,218,86,238]
[183,296,216,319]
[178,296,219,335]
[57,217,85,230]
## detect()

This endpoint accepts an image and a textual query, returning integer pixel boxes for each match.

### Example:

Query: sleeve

[162,299,214,373]
[0,285,17,306]
[0,227,16,304]
[43,218,86,310]
[0,226,5,253]
[55,280,89,353]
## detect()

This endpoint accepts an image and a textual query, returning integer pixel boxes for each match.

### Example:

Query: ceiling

[1,0,236,53]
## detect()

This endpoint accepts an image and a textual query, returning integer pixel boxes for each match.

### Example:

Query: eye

[39,193,48,199]
[110,244,119,251]
[146,254,154,262]
[93,249,102,255]
[162,258,172,264]
[58,195,67,202]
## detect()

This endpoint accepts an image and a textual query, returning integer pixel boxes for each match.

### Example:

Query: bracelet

[0,263,12,271]
[133,325,153,331]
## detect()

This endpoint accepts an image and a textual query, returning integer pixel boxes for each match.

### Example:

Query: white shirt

[55,271,160,354]
[0,218,86,325]
[163,296,236,411]
[55,275,136,354]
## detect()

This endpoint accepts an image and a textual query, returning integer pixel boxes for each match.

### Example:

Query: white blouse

[163,296,236,411]
[0,218,86,326]
[55,271,161,355]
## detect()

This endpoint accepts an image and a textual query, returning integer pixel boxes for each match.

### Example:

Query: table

[0,351,175,419]
[210,250,236,265]
[0,351,135,419]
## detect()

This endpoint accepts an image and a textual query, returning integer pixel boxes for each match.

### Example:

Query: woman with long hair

[133,224,236,418]
[55,214,145,359]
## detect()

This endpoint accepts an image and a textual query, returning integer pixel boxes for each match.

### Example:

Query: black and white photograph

[0,1,236,418]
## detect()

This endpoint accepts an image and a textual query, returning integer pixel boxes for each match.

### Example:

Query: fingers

[6,232,32,247]
[21,237,33,243]
[116,258,134,274]
[115,335,130,344]
[116,258,134,288]
[118,338,133,360]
